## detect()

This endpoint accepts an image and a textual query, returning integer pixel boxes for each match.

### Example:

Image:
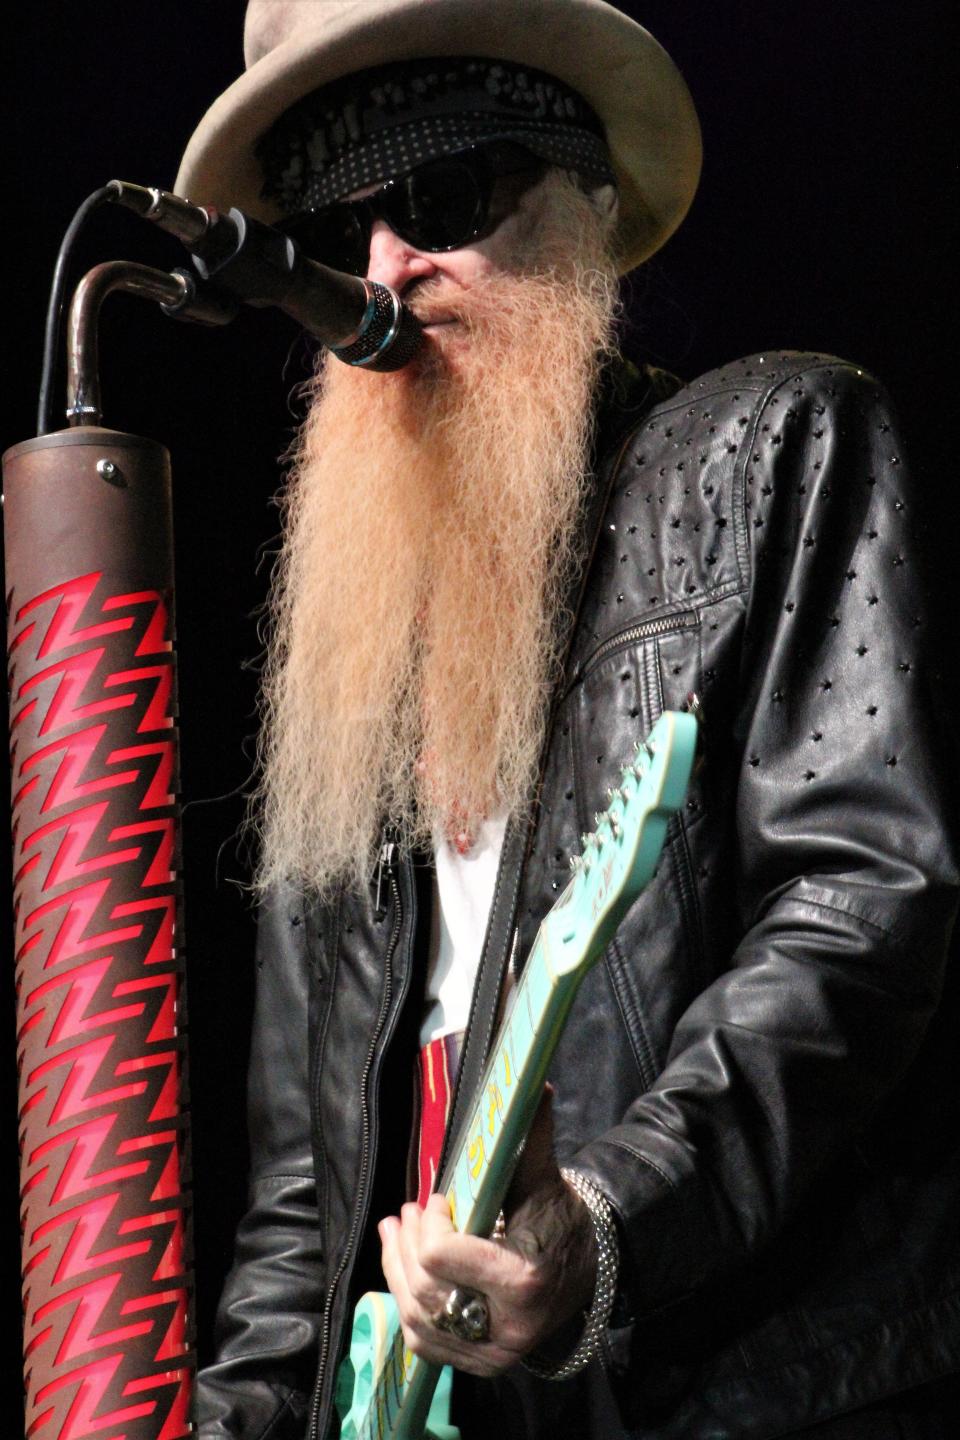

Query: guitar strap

[436,815,529,1187]
[435,363,652,1188]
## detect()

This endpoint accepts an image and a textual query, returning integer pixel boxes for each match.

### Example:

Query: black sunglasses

[277,143,547,277]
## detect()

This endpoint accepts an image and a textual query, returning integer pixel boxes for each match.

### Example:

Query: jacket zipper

[308,838,402,1440]
[574,609,700,683]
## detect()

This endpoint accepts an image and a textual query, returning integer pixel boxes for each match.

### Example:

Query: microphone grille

[330,283,422,372]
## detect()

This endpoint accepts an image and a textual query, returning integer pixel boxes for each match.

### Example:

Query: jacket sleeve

[570,360,958,1316]
[197,887,323,1439]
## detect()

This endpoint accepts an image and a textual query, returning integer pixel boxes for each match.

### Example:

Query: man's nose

[365,218,438,293]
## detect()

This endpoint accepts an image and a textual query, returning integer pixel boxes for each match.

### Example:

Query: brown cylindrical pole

[4,427,193,1438]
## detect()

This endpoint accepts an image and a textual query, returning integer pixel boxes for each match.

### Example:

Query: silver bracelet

[523,1167,620,1381]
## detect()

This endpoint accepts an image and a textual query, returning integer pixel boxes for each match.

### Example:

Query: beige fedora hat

[175,0,701,273]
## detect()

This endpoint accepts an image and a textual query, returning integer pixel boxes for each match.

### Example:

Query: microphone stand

[3,256,238,1440]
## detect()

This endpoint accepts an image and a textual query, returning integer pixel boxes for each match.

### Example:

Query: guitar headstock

[541,710,697,974]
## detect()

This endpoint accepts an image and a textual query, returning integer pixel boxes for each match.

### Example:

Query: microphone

[108,180,422,371]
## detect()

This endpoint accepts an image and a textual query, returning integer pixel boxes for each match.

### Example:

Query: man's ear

[590,182,619,221]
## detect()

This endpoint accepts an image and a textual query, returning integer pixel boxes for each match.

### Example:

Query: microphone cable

[36,185,117,436]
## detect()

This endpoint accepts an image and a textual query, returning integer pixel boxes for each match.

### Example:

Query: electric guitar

[336,709,698,1440]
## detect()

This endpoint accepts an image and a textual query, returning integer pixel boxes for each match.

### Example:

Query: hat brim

[174,0,701,274]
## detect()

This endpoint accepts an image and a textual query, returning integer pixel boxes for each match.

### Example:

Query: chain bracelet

[522,1167,620,1381]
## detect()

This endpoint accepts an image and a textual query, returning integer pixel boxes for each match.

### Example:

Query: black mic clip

[160,267,240,328]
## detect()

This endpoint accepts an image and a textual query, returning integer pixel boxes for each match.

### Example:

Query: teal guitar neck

[337,709,698,1440]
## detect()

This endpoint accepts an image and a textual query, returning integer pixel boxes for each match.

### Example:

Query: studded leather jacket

[197,354,960,1440]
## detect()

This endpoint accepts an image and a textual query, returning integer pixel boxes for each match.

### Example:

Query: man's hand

[377,1088,597,1376]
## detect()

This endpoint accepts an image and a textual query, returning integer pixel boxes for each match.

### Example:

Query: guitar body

[334,710,698,1440]
[337,1293,459,1440]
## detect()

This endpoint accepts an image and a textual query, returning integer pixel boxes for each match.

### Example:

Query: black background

[3,0,956,1422]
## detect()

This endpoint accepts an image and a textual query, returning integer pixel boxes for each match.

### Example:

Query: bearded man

[176,3,960,1438]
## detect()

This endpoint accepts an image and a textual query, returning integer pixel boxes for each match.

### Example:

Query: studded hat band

[256,55,615,214]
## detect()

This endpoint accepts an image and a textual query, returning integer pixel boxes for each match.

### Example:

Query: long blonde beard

[254,173,619,899]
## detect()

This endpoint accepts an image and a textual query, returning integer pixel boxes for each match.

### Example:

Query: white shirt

[419,808,509,1045]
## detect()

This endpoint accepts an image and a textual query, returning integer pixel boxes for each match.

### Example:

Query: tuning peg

[633,743,654,777]
[594,810,608,828]
[569,854,584,873]
[610,817,622,839]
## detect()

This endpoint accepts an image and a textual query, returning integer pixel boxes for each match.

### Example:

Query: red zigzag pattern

[10,570,192,1440]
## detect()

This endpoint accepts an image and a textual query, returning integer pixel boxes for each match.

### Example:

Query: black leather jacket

[198,354,960,1440]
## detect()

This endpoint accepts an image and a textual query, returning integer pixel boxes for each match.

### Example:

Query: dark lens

[389,160,486,251]
[282,206,369,276]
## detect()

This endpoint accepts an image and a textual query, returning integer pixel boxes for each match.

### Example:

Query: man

[176,2,960,1437]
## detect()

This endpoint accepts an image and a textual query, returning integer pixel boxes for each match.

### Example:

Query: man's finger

[396,1202,456,1313]
[416,1226,533,1296]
